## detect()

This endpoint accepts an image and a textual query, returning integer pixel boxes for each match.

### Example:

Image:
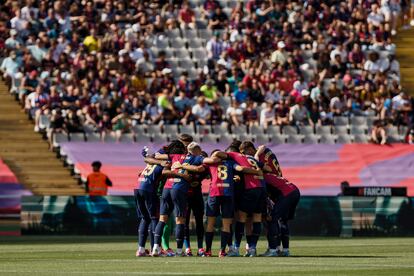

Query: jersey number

[142,164,156,176]
[217,165,228,180]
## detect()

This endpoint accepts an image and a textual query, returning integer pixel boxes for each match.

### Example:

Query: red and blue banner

[60,142,414,196]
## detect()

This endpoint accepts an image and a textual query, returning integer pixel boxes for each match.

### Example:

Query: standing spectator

[86,161,112,196]
[206,33,224,60]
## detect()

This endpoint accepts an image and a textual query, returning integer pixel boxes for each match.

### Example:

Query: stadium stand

[0,0,413,147]
[60,142,414,196]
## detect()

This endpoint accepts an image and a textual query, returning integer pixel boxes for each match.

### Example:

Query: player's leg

[183,198,192,255]
[248,189,266,255]
[245,218,253,253]
[171,189,188,256]
[193,191,205,255]
[152,189,173,256]
[205,196,218,256]
[280,189,301,257]
[220,196,234,257]
[134,189,149,256]
[235,210,247,253]
[161,216,173,254]
[147,191,159,251]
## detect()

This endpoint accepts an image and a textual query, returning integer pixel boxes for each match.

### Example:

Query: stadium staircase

[396,28,414,95]
[0,81,84,195]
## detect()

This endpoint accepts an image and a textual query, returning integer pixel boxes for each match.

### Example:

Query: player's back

[258,147,282,176]
[265,174,298,197]
[207,159,236,197]
[226,152,264,190]
[137,163,164,192]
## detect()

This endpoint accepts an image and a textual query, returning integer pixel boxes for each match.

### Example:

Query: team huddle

[134,134,300,257]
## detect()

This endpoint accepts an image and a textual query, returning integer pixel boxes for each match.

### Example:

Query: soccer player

[135,140,186,256]
[254,145,283,177]
[261,175,300,257]
[212,141,269,257]
[183,151,208,257]
[151,142,204,257]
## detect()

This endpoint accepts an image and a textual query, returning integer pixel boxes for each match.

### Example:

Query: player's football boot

[227,248,240,257]
[185,248,193,257]
[259,249,278,257]
[203,250,212,257]
[151,247,161,257]
[244,248,257,257]
[197,248,206,257]
[175,251,185,257]
[165,248,176,257]
[279,249,290,257]
[218,250,227,258]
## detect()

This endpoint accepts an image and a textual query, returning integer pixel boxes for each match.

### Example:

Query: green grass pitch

[1,236,414,275]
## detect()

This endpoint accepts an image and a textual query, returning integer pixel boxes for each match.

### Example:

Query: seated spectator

[226,101,244,127]
[370,120,387,145]
[143,98,162,125]
[111,111,131,142]
[210,101,224,124]
[308,102,322,127]
[65,108,83,133]
[406,128,414,144]
[47,109,66,150]
[260,102,275,129]
[243,100,259,128]
[289,98,309,126]
[192,97,211,125]
[367,4,385,28]
[178,2,196,29]
[200,79,218,104]
[208,6,228,30]
[26,85,50,132]
[157,88,177,124]
[275,99,290,126]
[174,90,192,125]
[19,70,39,106]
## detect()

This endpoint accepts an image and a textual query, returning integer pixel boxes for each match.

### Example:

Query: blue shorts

[271,189,300,221]
[134,189,159,220]
[238,188,266,215]
[160,188,188,217]
[206,196,234,218]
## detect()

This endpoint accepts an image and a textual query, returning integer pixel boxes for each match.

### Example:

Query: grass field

[1,236,414,275]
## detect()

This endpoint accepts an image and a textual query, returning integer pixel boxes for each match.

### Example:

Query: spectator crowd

[0,0,413,144]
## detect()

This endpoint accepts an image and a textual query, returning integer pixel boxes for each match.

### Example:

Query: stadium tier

[60,142,414,196]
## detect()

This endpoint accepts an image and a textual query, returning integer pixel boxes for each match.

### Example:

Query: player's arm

[203,156,222,165]
[235,165,263,176]
[106,177,113,187]
[154,152,169,160]
[144,157,168,167]
[173,163,206,173]
[212,151,228,159]
[262,164,272,173]
[254,145,266,160]
[162,169,192,182]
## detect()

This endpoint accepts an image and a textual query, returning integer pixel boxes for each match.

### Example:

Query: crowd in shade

[0,0,413,144]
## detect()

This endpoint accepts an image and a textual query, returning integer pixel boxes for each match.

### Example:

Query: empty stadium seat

[212,124,229,135]
[303,134,320,144]
[255,134,270,144]
[146,125,162,135]
[83,124,95,134]
[299,125,315,135]
[218,134,234,144]
[198,29,212,40]
[336,134,353,144]
[182,29,197,39]
[333,116,349,126]
[170,37,186,49]
[249,125,265,135]
[151,133,168,143]
[231,125,248,135]
[270,134,286,144]
[320,134,336,144]
[333,126,349,135]
[174,49,191,59]
[132,125,146,135]
[53,133,69,148]
[135,133,151,143]
[350,116,368,126]
[188,38,203,48]
[162,124,178,134]
[201,134,219,143]
[119,133,135,143]
[287,134,304,144]
[316,125,332,135]
[179,124,196,134]
[282,126,299,135]
[85,133,101,142]
[354,134,369,143]
[196,125,212,135]
[350,126,367,135]
[266,125,281,136]
[103,133,117,143]
[192,48,207,60]
[69,133,85,142]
